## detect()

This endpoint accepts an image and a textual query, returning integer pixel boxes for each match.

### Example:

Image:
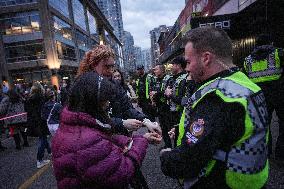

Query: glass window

[79,49,86,61]
[49,0,69,18]
[4,39,46,63]
[53,15,72,40]
[87,10,97,35]
[72,0,86,31]
[56,41,76,61]
[0,11,41,35]
[75,30,88,48]
[0,0,37,7]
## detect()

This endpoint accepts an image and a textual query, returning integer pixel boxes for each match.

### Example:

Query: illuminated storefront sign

[199,20,230,29]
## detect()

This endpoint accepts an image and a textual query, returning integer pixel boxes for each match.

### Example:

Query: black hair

[171,56,187,69]
[113,69,124,85]
[68,71,115,124]
[7,87,21,103]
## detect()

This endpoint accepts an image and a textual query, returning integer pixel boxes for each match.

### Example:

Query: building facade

[158,0,283,68]
[149,25,171,67]
[141,49,152,72]
[95,0,124,42]
[133,46,142,68]
[0,0,123,86]
[122,30,135,73]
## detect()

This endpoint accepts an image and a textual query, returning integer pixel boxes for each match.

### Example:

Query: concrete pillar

[38,0,60,87]
[0,33,9,84]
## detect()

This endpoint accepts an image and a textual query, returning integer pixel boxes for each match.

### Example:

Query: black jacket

[109,80,147,134]
[136,74,149,103]
[25,94,50,137]
[160,70,246,188]
[167,72,187,110]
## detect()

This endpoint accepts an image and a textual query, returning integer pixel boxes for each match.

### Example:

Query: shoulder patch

[189,119,205,137]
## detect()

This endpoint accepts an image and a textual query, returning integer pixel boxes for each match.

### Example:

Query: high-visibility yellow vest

[244,48,282,83]
[178,71,269,189]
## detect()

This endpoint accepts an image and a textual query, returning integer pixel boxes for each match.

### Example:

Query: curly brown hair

[77,45,115,77]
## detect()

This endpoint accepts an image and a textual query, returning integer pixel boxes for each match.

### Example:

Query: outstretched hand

[143,132,162,145]
[143,119,162,135]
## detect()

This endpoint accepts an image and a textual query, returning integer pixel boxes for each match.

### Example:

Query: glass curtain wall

[49,0,69,18]
[87,10,97,36]
[53,15,72,40]
[0,11,41,35]
[72,0,86,31]
[0,0,37,7]
[4,39,46,63]
[56,41,76,61]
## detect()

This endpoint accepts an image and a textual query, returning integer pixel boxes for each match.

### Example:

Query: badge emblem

[189,119,205,137]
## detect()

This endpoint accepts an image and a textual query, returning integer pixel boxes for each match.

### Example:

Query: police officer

[164,57,188,147]
[244,34,284,161]
[135,65,155,121]
[151,64,173,149]
[161,27,269,189]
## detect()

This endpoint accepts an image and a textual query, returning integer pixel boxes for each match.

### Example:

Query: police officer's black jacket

[136,74,149,104]
[152,75,170,113]
[166,72,187,109]
[160,69,246,189]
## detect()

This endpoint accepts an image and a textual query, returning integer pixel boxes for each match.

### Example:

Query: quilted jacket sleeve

[78,133,148,188]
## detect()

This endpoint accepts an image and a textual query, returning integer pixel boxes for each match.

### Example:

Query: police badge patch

[189,119,205,137]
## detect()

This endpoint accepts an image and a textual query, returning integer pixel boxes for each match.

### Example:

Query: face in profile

[153,66,162,77]
[96,57,115,78]
[113,71,122,81]
[185,42,204,83]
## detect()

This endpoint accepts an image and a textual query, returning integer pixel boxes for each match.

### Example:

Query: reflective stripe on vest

[146,77,149,99]
[135,79,139,97]
[160,75,171,103]
[244,49,282,83]
[181,71,268,189]
[171,73,187,112]
[136,77,149,99]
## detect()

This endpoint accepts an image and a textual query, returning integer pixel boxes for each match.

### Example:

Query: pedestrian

[41,90,63,136]
[0,85,8,151]
[25,82,51,168]
[244,34,284,161]
[160,27,269,189]
[60,79,70,106]
[52,71,162,189]
[0,86,28,150]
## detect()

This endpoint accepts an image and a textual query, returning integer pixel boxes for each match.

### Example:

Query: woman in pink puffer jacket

[52,72,161,189]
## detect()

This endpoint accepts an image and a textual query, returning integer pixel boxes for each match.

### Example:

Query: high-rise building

[142,49,152,72]
[95,0,124,42]
[150,25,171,66]
[0,0,122,85]
[122,30,135,73]
[133,46,142,68]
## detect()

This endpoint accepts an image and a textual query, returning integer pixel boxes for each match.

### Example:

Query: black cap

[136,65,144,70]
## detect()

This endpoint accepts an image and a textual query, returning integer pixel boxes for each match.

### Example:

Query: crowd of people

[0,26,283,189]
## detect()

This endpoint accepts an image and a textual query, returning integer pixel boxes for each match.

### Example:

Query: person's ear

[201,52,213,67]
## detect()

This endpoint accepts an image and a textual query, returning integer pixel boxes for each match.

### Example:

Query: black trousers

[158,109,173,148]
[139,101,156,122]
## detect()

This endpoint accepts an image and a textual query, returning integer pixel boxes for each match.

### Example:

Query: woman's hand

[122,119,142,131]
[143,132,162,144]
